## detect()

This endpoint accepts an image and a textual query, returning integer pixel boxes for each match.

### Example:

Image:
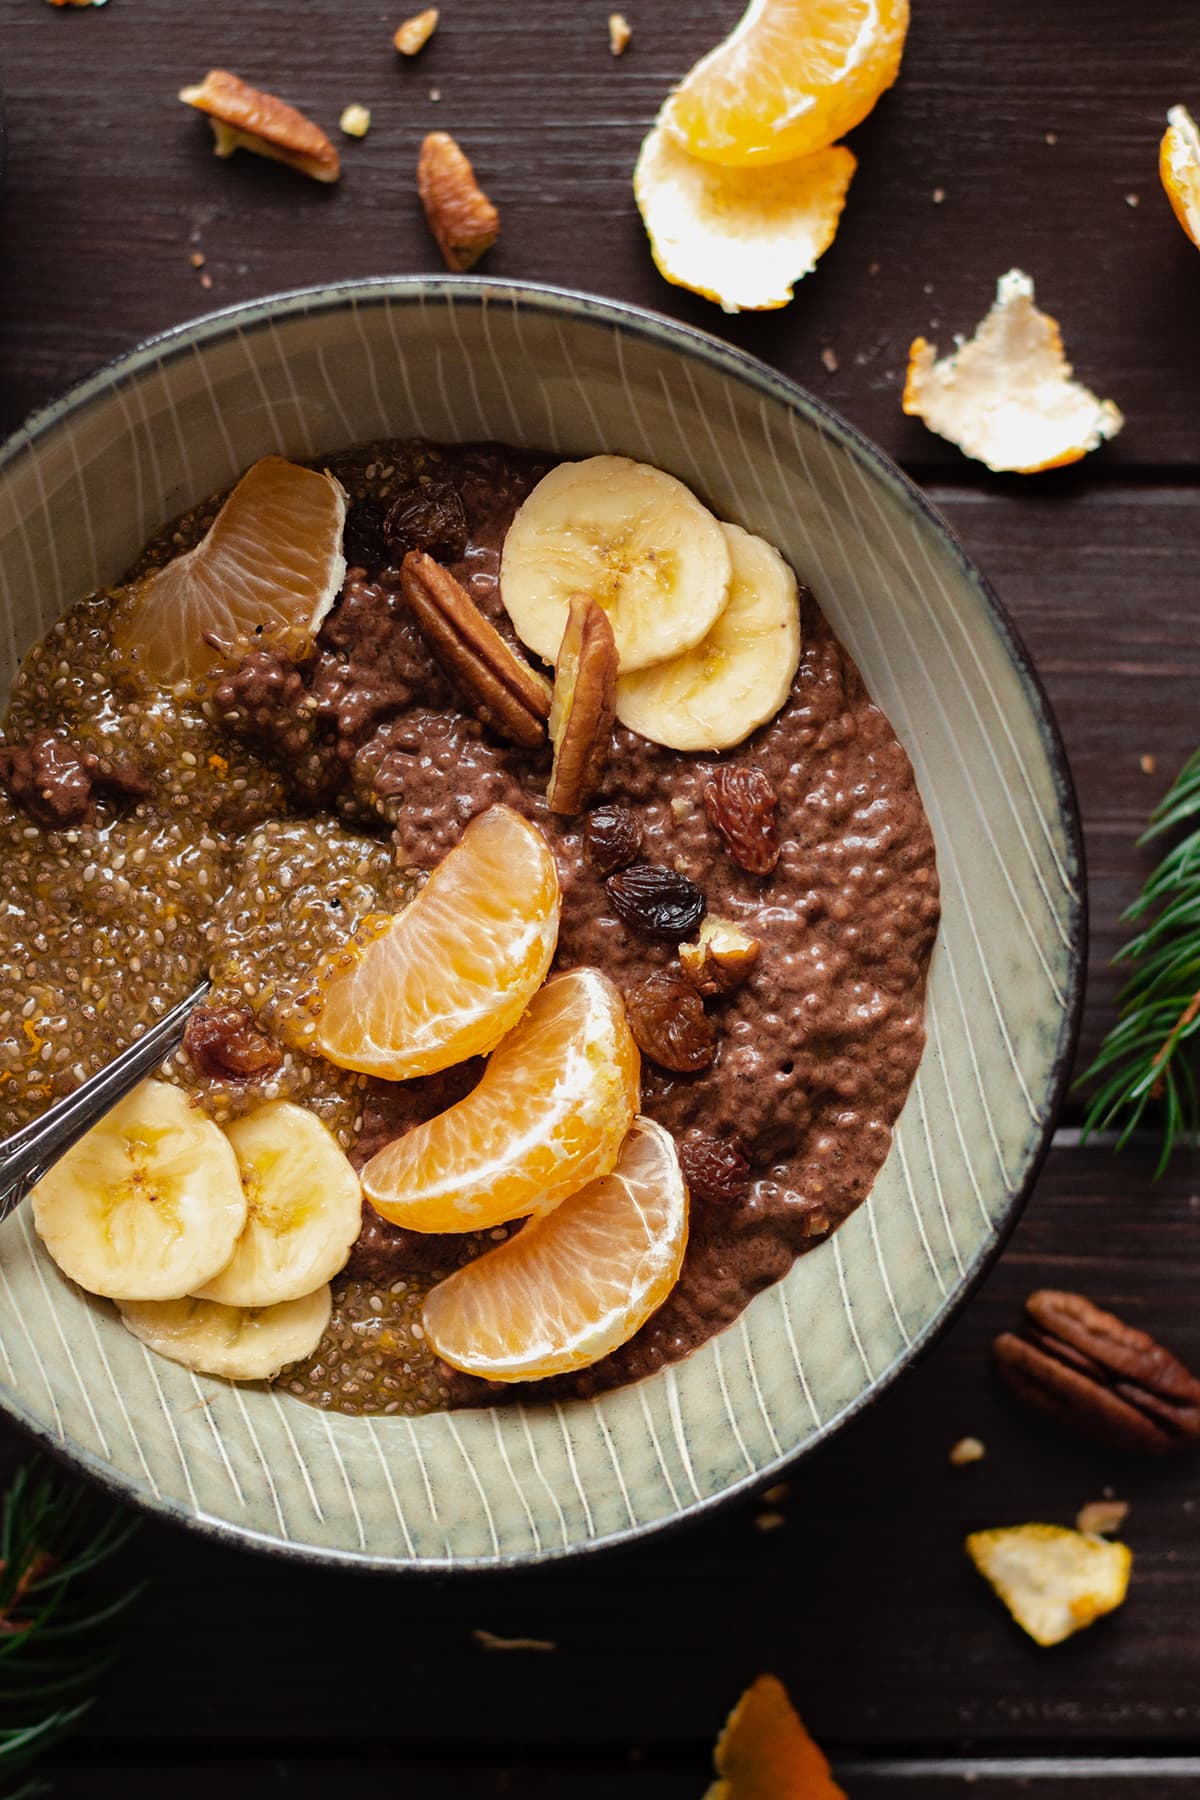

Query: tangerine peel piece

[635,123,855,313]
[966,1522,1132,1648]
[705,1673,847,1800]
[1160,104,1200,248]
[903,269,1123,474]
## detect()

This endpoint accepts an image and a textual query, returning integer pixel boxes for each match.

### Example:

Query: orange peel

[966,1523,1132,1648]
[660,0,909,169]
[902,269,1123,474]
[1160,104,1200,248]
[705,1673,847,1800]
[634,122,855,312]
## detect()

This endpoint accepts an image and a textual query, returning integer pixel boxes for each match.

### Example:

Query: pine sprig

[0,1462,140,1798]
[1081,745,1200,1172]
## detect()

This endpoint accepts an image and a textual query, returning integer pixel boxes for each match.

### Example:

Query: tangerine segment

[362,967,641,1233]
[422,1116,686,1380]
[706,1673,847,1800]
[314,805,560,1080]
[661,0,910,169]
[1160,104,1200,248]
[118,455,347,686]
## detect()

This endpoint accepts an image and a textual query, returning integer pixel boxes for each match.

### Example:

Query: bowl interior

[0,280,1082,1568]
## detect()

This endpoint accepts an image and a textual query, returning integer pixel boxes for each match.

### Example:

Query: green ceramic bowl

[0,278,1084,1569]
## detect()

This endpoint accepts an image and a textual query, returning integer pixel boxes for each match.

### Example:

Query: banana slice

[193,1101,363,1309]
[31,1079,247,1302]
[499,455,732,674]
[117,1288,332,1382]
[614,522,800,751]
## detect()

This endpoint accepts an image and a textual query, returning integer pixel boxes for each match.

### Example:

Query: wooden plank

[32,1754,1200,1798]
[1,0,1199,468]
[930,483,1200,1092]
[1,1146,1182,1755]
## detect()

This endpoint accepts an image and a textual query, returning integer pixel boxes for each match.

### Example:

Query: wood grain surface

[1,0,1198,1792]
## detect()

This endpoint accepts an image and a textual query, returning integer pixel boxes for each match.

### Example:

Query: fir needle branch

[1080,746,1200,1170]
[0,1462,139,1797]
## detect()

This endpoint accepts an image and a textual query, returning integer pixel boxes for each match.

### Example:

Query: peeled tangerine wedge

[635,122,855,313]
[499,456,732,674]
[194,1101,363,1308]
[31,1079,247,1302]
[423,1116,687,1381]
[1161,104,1200,248]
[117,455,347,687]
[966,1523,1132,1648]
[660,0,909,168]
[903,270,1124,475]
[706,1673,847,1800]
[362,967,640,1234]
[118,1289,331,1382]
[314,805,560,1080]
[616,522,800,751]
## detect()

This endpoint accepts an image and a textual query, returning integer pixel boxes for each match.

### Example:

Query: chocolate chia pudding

[0,439,939,1415]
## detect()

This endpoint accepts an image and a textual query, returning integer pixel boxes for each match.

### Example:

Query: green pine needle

[1080,745,1200,1173]
[0,1461,140,1797]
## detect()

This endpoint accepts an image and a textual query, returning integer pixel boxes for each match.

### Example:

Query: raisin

[704,765,781,875]
[626,969,717,1073]
[343,499,389,570]
[679,1132,751,1203]
[585,803,643,876]
[606,863,705,939]
[383,478,469,562]
[183,1005,283,1082]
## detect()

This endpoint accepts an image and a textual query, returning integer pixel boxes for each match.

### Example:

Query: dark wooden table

[2,1,1199,1793]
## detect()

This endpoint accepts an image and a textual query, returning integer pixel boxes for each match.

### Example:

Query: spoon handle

[0,981,211,1225]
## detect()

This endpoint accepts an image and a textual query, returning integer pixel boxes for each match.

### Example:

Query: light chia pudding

[0,438,939,1415]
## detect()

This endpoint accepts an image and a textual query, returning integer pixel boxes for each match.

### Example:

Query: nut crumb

[1124,193,1140,208]
[199,273,213,291]
[932,186,946,204]
[1140,752,1157,775]
[340,103,371,139]
[763,1482,789,1504]
[189,251,206,269]
[1045,131,1058,146]
[608,12,632,54]
[1077,1499,1129,1537]
[821,346,839,373]
[395,7,439,55]
[429,87,442,102]
[754,1510,785,1532]
[949,1435,986,1467]
[473,1629,557,1652]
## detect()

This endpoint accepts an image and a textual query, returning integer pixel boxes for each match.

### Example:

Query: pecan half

[179,70,340,184]
[993,1289,1200,1454]
[398,552,551,748]
[417,132,499,272]
[546,595,618,814]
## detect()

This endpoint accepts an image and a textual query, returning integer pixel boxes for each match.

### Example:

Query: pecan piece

[546,596,618,814]
[679,914,760,995]
[417,132,499,272]
[394,7,439,54]
[704,766,781,875]
[398,552,551,748]
[179,70,340,184]
[993,1288,1200,1454]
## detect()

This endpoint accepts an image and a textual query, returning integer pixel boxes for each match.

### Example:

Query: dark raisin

[606,863,705,939]
[585,803,643,876]
[343,499,389,570]
[679,1133,751,1203]
[383,478,469,562]
[704,765,781,875]
[183,1006,283,1082]
[626,969,717,1073]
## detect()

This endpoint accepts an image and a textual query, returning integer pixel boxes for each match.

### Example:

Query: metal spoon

[0,980,211,1224]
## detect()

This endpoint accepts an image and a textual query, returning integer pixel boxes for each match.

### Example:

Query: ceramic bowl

[0,278,1084,1569]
